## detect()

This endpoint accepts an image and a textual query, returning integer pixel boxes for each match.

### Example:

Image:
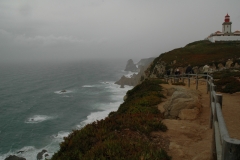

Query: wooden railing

[164,74,240,160]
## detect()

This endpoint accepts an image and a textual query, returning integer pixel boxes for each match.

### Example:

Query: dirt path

[220,91,240,140]
[156,80,240,160]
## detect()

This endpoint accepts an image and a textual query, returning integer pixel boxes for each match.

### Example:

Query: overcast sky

[0,0,240,63]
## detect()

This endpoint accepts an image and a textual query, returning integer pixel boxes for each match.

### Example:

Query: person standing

[186,64,193,74]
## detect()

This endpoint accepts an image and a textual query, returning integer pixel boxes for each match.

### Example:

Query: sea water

[0,59,134,159]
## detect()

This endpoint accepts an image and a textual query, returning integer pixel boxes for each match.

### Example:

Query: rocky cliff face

[116,40,240,86]
[144,58,240,79]
[124,59,138,72]
[136,57,155,66]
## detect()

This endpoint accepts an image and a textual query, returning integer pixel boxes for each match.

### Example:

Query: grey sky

[0,0,240,63]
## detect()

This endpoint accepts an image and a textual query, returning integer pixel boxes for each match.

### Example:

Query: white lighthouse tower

[222,14,232,35]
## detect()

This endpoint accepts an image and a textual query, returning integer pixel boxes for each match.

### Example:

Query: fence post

[222,137,240,160]
[196,74,198,90]
[188,77,190,88]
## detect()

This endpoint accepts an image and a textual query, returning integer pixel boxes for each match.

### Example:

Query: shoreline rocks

[5,155,26,160]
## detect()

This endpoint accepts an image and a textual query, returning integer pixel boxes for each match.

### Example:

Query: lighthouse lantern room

[222,14,232,34]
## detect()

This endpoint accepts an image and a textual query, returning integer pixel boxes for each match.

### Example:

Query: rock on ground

[163,86,202,120]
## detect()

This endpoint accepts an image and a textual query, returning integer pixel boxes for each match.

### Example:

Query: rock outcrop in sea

[115,57,155,86]
[124,59,138,72]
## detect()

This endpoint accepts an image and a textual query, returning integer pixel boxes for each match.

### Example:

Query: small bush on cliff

[212,69,240,79]
[214,76,240,93]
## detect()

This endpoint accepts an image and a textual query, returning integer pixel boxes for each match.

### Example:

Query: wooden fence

[164,74,240,160]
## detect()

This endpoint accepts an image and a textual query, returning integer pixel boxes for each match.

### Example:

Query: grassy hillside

[149,40,240,72]
[51,79,171,160]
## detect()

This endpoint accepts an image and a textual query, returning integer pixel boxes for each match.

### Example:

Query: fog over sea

[0,59,134,159]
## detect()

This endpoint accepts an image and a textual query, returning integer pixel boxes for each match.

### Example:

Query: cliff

[144,40,240,79]
[116,40,240,87]
[51,40,240,159]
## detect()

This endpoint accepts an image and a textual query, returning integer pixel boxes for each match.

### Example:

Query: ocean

[0,59,134,160]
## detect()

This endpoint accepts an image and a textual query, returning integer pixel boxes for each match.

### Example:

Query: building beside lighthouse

[208,14,240,43]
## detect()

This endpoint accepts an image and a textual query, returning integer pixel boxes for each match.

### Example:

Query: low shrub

[214,76,240,93]
[213,69,240,79]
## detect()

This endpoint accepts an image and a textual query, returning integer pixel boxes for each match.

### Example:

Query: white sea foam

[125,71,138,78]
[82,85,94,88]
[76,82,133,129]
[25,115,54,123]
[0,146,54,160]
[76,110,110,129]
[17,146,35,153]
[120,70,139,78]
[53,131,70,140]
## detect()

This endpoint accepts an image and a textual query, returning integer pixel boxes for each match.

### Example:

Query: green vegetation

[212,70,240,94]
[212,69,240,79]
[147,40,240,75]
[51,79,170,160]
[214,77,240,94]
[117,79,167,114]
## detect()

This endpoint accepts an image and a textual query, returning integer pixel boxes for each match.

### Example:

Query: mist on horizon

[1,1,240,64]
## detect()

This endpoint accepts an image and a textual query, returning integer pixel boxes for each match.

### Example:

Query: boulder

[37,149,47,160]
[163,87,201,119]
[178,108,200,120]
[234,62,240,68]
[218,63,225,70]
[5,155,26,160]
[210,63,217,71]
[225,59,233,68]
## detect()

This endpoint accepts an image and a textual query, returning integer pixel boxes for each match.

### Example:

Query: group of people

[166,64,194,76]
[166,64,210,79]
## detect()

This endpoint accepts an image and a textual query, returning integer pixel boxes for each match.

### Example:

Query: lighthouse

[222,14,232,34]
[207,14,240,42]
